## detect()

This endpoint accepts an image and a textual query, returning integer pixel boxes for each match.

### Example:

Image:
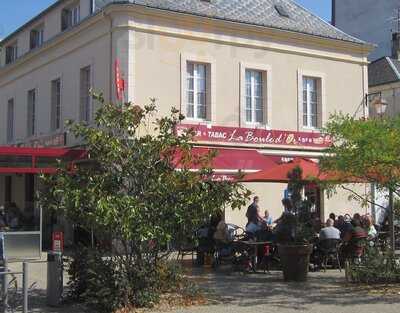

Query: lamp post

[369,95,395,250]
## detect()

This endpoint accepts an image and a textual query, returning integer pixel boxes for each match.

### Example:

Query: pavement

[4,259,400,313]
[153,267,400,313]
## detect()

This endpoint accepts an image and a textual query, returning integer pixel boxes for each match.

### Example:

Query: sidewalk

[153,269,400,313]
[5,259,400,313]
[6,254,86,313]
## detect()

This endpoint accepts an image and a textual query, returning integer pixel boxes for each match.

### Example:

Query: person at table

[263,210,273,226]
[246,196,260,223]
[319,218,341,240]
[245,205,264,235]
[363,215,377,240]
[342,218,368,258]
[339,214,353,239]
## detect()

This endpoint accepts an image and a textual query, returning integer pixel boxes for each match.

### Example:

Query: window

[5,43,18,64]
[61,4,80,31]
[80,66,91,122]
[27,89,36,137]
[245,69,264,124]
[186,62,207,120]
[7,98,14,143]
[51,79,62,131]
[302,77,319,128]
[30,26,44,50]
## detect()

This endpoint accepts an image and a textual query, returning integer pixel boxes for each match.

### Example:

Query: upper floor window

[27,89,36,137]
[51,78,62,131]
[245,69,264,124]
[61,4,80,31]
[5,43,18,65]
[30,25,45,50]
[80,66,92,122]
[7,98,15,143]
[302,77,320,128]
[186,62,207,120]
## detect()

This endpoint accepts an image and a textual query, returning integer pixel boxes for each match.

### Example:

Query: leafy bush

[347,245,400,284]
[67,248,197,312]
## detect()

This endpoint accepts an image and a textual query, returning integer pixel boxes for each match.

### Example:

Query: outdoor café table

[238,240,273,273]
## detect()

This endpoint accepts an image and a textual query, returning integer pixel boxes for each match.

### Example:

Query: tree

[320,113,400,249]
[39,93,250,312]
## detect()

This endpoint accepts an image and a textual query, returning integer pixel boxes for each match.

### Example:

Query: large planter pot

[278,244,313,282]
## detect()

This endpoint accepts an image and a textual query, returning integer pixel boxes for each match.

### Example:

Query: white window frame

[181,53,216,123]
[51,78,62,131]
[62,3,80,31]
[5,42,18,65]
[30,24,44,50]
[186,62,207,120]
[297,70,326,131]
[7,98,15,144]
[27,89,36,137]
[240,62,272,128]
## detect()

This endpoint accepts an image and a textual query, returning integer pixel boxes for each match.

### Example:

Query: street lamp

[371,97,388,117]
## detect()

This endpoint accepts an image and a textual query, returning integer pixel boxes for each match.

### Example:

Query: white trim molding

[297,69,326,132]
[180,52,217,124]
[240,62,272,129]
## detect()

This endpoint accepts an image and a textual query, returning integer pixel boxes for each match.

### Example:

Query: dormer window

[5,42,18,65]
[61,4,80,31]
[30,25,44,50]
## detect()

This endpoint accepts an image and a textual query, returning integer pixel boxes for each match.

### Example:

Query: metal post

[23,262,29,313]
[389,189,396,251]
[1,259,8,313]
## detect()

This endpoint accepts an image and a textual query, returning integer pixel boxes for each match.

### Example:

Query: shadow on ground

[186,268,400,311]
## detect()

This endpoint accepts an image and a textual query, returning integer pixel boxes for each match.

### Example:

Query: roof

[103,0,366,44]
[369,57,400,87]
[1,0,366,46]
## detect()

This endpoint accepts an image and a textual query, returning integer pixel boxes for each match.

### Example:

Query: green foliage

[347,245,400,284]
[275,167,314,244]
[321,113,400,193]
[40,93,250,312]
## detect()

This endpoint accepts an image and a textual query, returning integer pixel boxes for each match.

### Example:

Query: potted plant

[275,167,315,282]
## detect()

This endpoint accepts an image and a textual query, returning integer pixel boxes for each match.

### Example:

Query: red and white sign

[114,59,125,101]
[52,231,64,253]
[176,124,332,148]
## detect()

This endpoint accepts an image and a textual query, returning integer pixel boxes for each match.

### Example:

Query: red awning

[175,147,278,175]
[241,157,322,183]
[0,146,86,174]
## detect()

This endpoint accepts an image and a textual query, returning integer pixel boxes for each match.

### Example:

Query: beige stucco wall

[0,17,111,145]
[0,5,372,221]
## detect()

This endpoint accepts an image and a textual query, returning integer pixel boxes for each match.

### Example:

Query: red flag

[115,59,125,101]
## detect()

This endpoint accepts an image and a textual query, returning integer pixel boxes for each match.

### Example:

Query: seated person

[213,220,232,244]
[342,218,368,258]
[319,218,341,241]
[363,215,377,240]
[263,210,273,226]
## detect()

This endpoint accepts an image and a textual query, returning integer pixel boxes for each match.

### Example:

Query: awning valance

[0,146,86,174]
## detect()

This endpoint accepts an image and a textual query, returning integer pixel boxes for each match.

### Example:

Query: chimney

[392,32,400,60]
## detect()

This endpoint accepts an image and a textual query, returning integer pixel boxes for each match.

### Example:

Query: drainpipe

[103,10,113,103]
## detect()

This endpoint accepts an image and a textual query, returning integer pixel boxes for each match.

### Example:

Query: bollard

[0,259,8,313]
[22,262,29,313]
[47,252,63,307]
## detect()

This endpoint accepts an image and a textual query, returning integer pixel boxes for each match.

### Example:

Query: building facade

[0,0,373,245]
[332,0,400,61]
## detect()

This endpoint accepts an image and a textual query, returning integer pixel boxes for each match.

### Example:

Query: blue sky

[0,0,331,39]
